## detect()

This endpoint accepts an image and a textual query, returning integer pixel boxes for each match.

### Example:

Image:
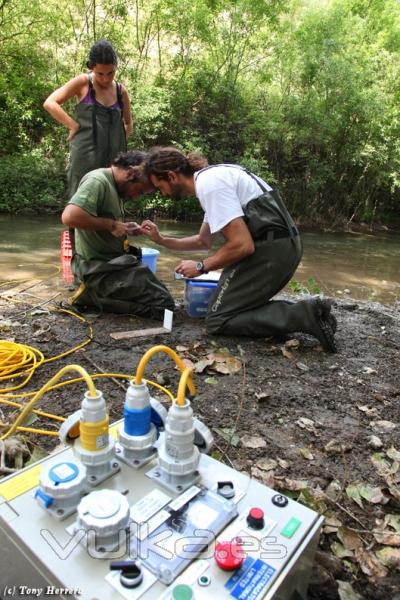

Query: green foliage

[0,0,399,225]
[290,277,321,295]
[0,151,66,213]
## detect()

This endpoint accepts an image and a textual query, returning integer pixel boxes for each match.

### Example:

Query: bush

[0,152,67,213]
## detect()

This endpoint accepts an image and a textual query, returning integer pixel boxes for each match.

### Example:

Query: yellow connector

[79,416,109,452]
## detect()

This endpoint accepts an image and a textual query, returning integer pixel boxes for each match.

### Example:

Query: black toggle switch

[272,494,289,508]
[110,560,143,589]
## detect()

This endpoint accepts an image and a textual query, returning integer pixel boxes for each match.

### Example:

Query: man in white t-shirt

[142,147,337,352]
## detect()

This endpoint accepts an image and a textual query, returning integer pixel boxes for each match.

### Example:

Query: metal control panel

[0,435,322,600]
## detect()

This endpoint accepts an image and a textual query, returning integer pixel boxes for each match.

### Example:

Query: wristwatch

[196,260,207,274]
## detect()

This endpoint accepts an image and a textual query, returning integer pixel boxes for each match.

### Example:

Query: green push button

[281,517,302,538]
[172,584,194,600]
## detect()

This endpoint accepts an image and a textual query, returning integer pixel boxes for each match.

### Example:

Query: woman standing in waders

[44,39,132,196]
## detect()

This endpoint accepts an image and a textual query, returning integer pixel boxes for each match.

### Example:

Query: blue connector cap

[35,488,53,509]
[124,405,151,436]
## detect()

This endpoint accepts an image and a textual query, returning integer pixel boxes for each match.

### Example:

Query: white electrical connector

[73,390,119,485]
[117,381,157,468]
[147,399,200,493]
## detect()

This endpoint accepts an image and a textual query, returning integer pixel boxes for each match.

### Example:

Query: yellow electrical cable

[135,345,196,396]
[0,308,92,394]
[0,375,174,439]
[0,397,65,422]
[0,314,179,438]
[14,427,59,437]
[0,341,45,392]
[42,308,93,364]
[0,375,174,403]
[176,368,194,407]
[0,364,96,441]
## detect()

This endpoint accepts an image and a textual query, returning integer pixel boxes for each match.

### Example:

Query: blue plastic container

[185,280,218,317]
[142,247,160,273]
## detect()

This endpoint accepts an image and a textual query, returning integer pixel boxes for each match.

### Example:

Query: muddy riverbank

[0,293,399,599]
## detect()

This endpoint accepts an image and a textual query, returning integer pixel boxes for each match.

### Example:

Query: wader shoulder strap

[195,164,297,240]
[88,74,98,146]
[116,82,124,110]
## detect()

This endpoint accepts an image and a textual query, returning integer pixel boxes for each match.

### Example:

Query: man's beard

[117,180,133,199]
[170,183,185,200]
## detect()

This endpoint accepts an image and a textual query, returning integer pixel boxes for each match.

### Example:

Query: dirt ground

[0,291,399,600]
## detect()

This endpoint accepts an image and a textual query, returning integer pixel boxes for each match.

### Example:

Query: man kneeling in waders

[141,147,337,352]
[61,150,175,318]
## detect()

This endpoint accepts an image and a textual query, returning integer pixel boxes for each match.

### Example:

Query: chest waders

[69,253,175,320]
[202,167,333,346]
[67,77,127,196]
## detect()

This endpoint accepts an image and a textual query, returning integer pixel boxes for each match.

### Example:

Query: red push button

[214,541,245,571]
[246,507,265,530]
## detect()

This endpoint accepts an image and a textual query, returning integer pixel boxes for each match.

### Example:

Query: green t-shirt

[69,169,126,262]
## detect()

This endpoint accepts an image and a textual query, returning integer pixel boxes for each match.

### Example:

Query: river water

[0,215,399,303]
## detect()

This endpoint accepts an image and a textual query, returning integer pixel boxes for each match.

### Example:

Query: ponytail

[145,146,208,179]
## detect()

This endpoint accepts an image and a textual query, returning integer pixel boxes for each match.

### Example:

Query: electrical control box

[0,426,322,600]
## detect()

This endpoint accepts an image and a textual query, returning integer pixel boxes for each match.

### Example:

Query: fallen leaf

[368,435,383,449]
[251,467,275,488]
[371,452,392,475]
[325,480,342,502]
[374,514,400,545]
[337,580,363,600]
[277,458,289,469]
[363,367,377,375]
[370,420,396,432]
[255,391,271,402]
[374,532,400,546]
[359,484,389,505]
[285,339,300,349]
[296,417,317,432]
[241,435,267,449]
[387,447,400,462]
[297,488,327,512]
[388,483,400,501]
[382,514,400,533]
[205,377,218,385]
[211,356,242,374]
[255,458,277,471]
[375,547,400,569]
[337,527,363,550]
[175,345,189,352]
[24,444,49,466]
[323,514,343,534]
[354,547,388,579]
[331,542,354,559]
[300,447,314,460]
[346,483,364,508]
[181,358,195,370]
[325,439,351,454]
[213,427,240,447]
[357,405,377,416]
[265,345,279,354]
[282,478,309,491]
[296,361,310,372]
[281,346,293,360]
[193,358,214,373]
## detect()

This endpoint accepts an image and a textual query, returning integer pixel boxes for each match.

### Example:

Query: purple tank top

[80,76,123,109]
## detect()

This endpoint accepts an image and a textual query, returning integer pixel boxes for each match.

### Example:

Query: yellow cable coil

[0,340,44,392]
